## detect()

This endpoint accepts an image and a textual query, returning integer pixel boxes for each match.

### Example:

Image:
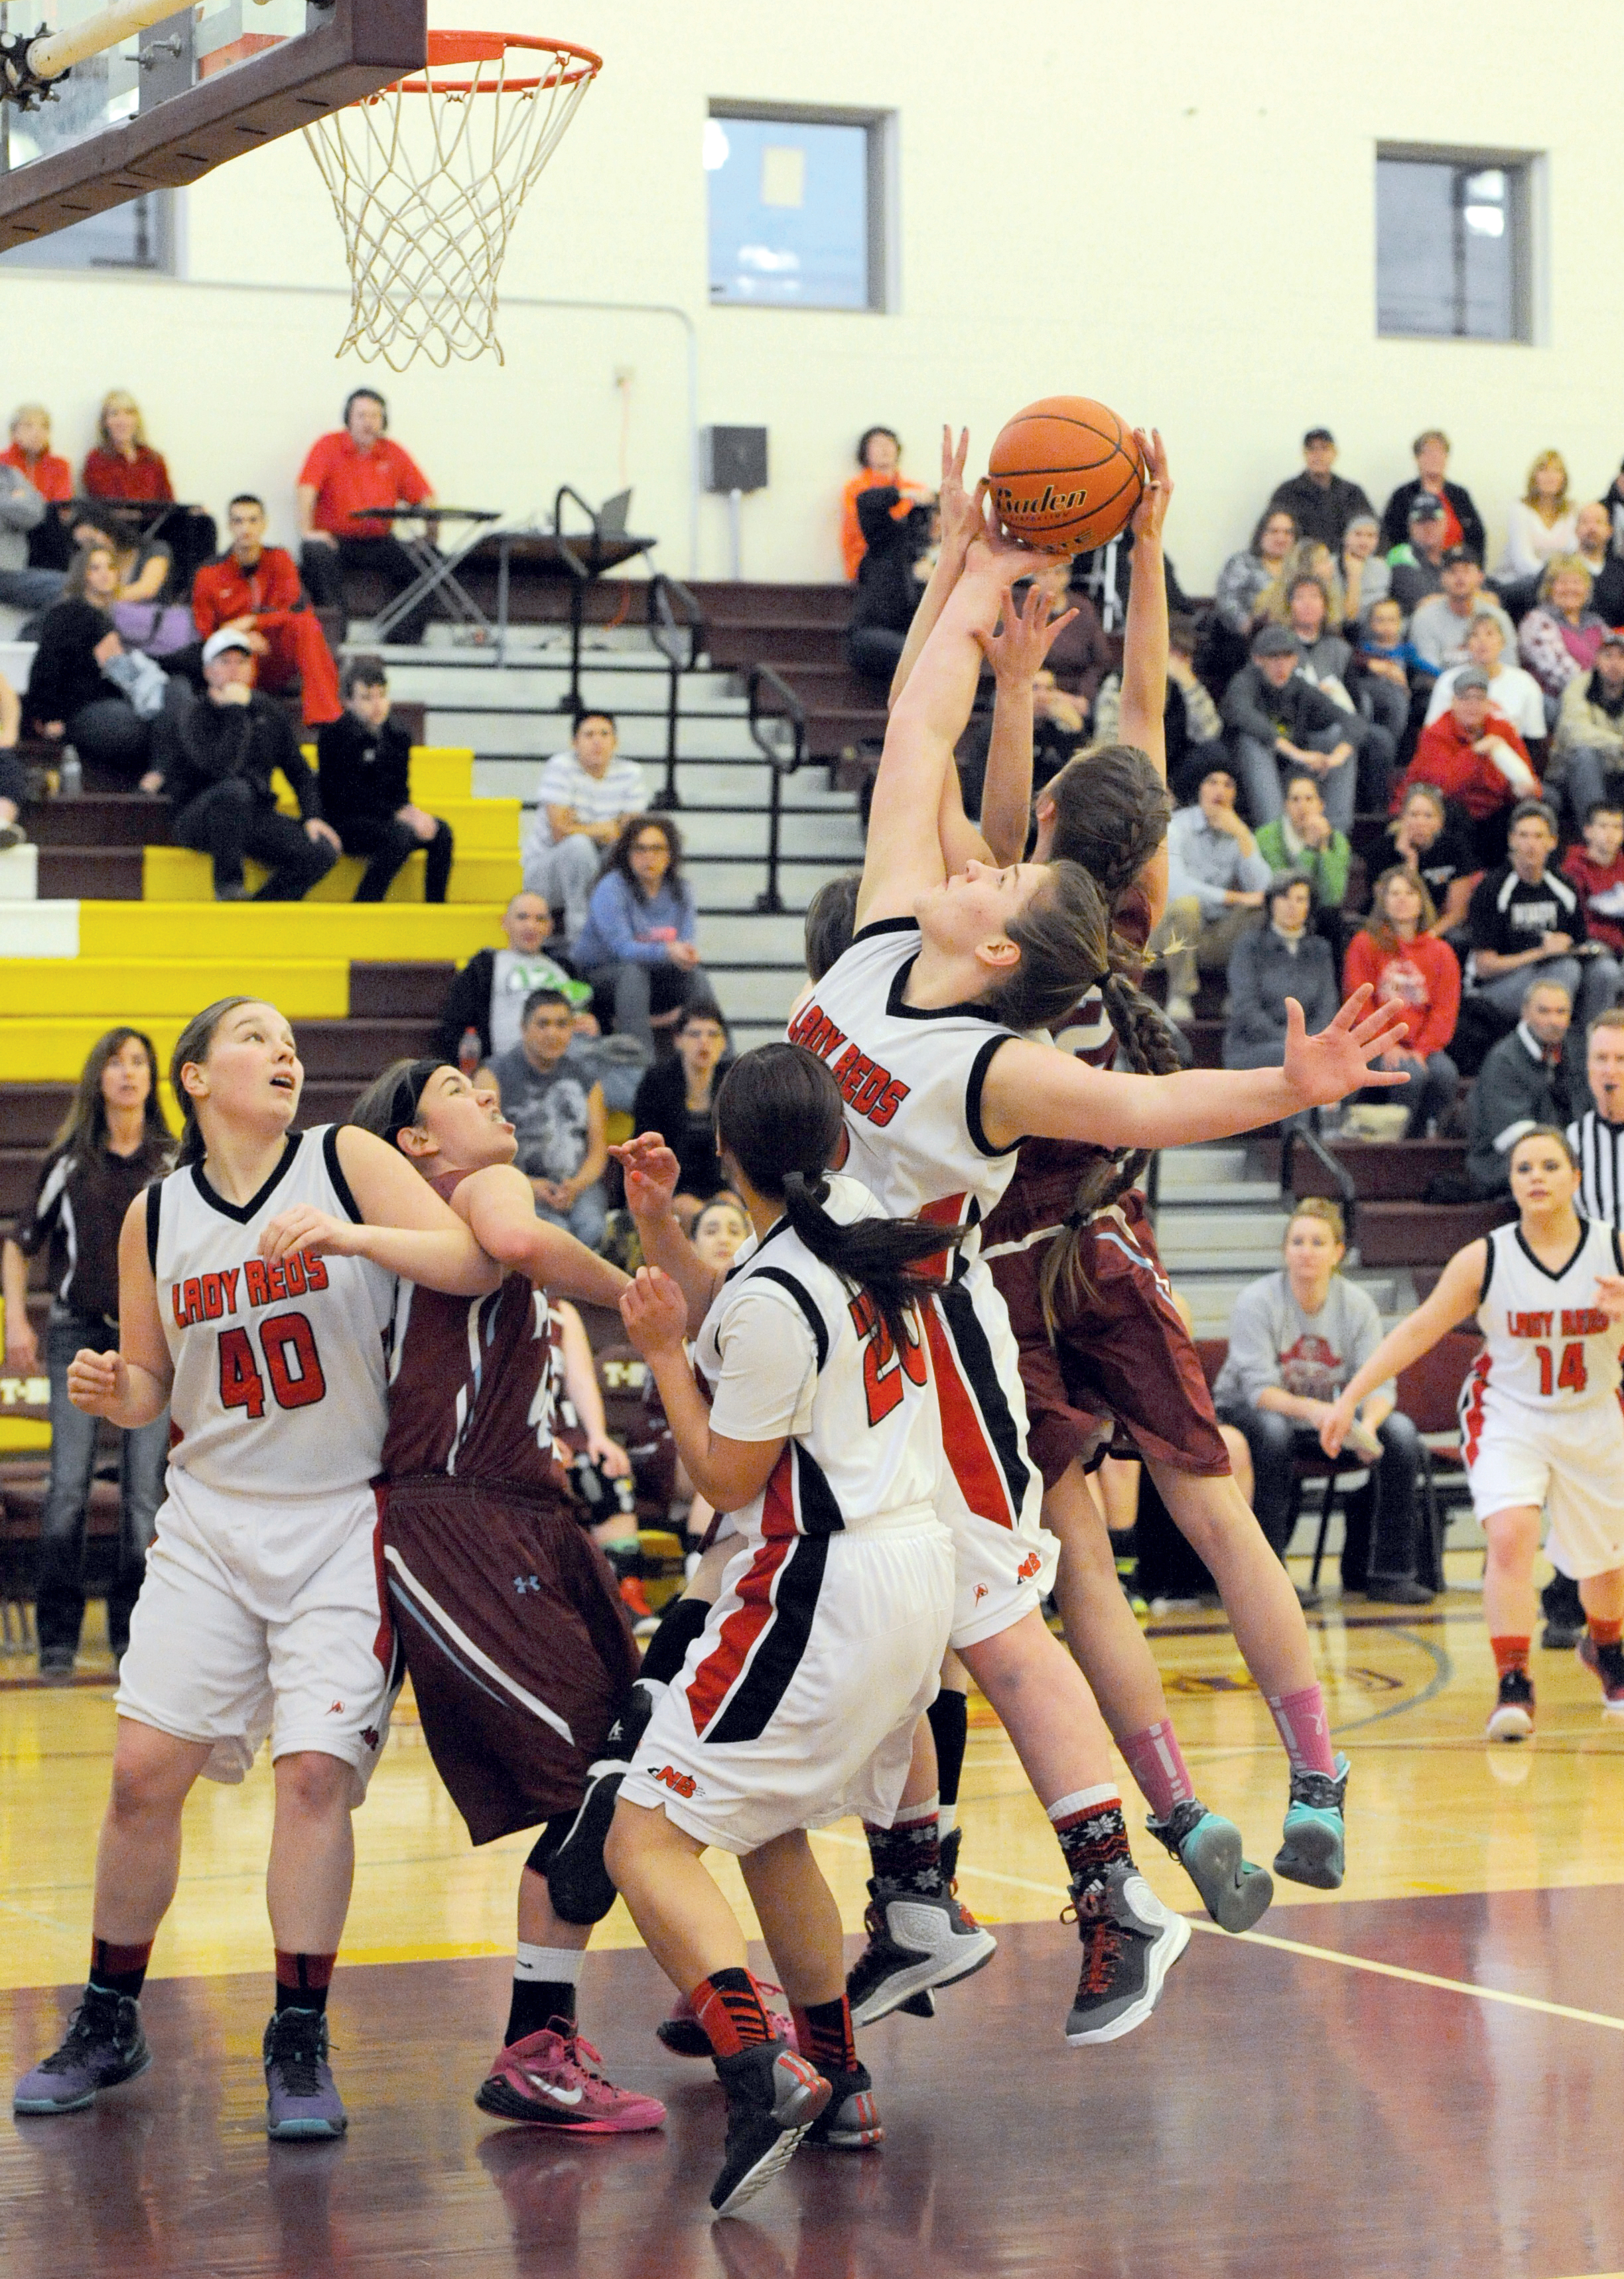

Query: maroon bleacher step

[708,624,847,670]
[36,849,144,899]
[691,581,850,628]
[25,793,172,849]
[347,961,455,1020]
[291,1018,438,1080]
[0,1086,75,1145]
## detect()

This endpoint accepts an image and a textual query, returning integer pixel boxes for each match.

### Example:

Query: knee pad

[523,1811,575,1881]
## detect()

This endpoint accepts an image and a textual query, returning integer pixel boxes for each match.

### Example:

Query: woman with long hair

[1343,866,1461,1135]
[630,999,731,1207]
[1323,1127,1624,1739]
[13,997,498,2138]
[606,1042,967,2214]
[23,540,156,780]
[81,391,214,590]
[1499,450,1580,594]
[573,812,710,1050]
[2,1029,173,1679]
[1215,505,1298,638]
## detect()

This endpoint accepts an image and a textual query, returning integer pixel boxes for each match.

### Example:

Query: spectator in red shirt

[4,404,76,572]
[839,427,929,580]
[296,388,436,646]
[1561,799,1624,957]
[1343,866,1461,1135]
[1390,665,1541,865]
[192,496,341,728]
[81,390,216,590]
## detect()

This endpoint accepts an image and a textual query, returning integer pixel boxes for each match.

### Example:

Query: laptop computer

[596,489,632,538]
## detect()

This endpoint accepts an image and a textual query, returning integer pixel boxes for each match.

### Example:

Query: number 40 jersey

[147,1126,397,1495]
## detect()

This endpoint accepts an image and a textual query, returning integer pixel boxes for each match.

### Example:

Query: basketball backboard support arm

[0,0,425,248]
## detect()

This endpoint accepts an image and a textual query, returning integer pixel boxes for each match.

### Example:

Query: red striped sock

[691,1967,773,2060]
[274,1950,337,2016]
[791,1994,858,2077]
[1491,1636,1531,1679]
[89,1939,152,2001]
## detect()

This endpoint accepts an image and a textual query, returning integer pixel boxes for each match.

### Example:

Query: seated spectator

[845,479,933,687]
[1386,780,1477,935]
[1464,797,1619,1035]
[1212,1199,1430,1603]
[1222,870,1339,1070]
[1266,427,1375,551]
[297,387,435,646]
[1283,569,1403,804]
[490,987,609,1247]
[840,427,928,581]
[1555,632,1624,824]
[0,454,62,619]
[193,495,341,729]
[1495,450,1580,616]
[1381,427,1486,562]
[1153,760,1272,1022]
[1044,567,1112,719]
[1519,557,1609,703]
[573,813,707,1050]
[1221,623,1359,830]
[0,669,25,851]
[1408,550,1516,674]
[316,656,452,903]
[521,709,646,945]
[1343,867,1461,1135]
[631,1001,731,1208]
[1466,975,1582,1195]
[1339,512,1390,624]
[1361,594,1428,683]
[3,403,74,571]
[82,390,215,588]
[151,629,340,901]
[1213,506,1298,648]
[436,887,589,1064]
[1572,500,1624,624]
[1391,666,1539,865]
[24,541,155,780]
[1424,610,1546,747]
[1095,614,1224,801]
[1560,801,1624,959]
[1255,771,1351,925]
[1388,496,1451,616]
[1253,538,1345,630]
[1603,462,1624,557]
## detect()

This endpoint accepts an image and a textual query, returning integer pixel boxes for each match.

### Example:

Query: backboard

[0,0,426,249]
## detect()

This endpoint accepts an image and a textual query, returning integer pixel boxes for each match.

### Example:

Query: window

[1376,149,1532,342]
[706,104,890,311]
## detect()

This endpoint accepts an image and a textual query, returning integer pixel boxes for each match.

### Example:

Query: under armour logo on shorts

[513,1574,542,1594]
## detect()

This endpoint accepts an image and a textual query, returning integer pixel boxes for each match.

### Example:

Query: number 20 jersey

[147,1126,397,1495]
[1470,1216,1624,1413]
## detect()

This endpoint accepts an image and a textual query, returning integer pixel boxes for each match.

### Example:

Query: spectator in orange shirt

[82,389,216,589]
[192,496,341,728]
[296,388,436,646]
[839,426,928,581]
[3,404,75,573]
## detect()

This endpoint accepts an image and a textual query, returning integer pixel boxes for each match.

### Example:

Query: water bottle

[58,753,82,799]
[458,1026,482,1076]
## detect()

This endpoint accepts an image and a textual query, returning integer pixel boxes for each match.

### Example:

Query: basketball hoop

[303,31,602,371]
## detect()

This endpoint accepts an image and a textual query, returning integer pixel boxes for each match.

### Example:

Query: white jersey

[149,1125,396,1495]
[1467,1216,1624,1415]
[691,1176,943,1547]
[786,918,1029,1275]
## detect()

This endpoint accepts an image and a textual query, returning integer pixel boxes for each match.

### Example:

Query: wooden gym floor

[3,1556,1622,2279]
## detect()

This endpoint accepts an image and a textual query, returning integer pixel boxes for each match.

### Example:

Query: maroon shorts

[986,1190,1231,1491]
[381,1476,638,1846]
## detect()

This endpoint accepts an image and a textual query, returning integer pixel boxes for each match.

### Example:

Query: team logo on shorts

[647,1763,698,1798]
[327,1699,345,1715]
[973,1584,989,1604]
[362,1726,380,1751]
[1016,1551,1042,1582]
[513,1574,542,1595]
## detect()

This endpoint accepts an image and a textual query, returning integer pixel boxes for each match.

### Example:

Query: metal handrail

[647,573,706,811]
[550,483,600,585]
[1279,1119,1359,1249]
[746,665,807,915]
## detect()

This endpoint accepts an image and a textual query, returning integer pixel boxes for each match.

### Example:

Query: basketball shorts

[984,1192,1231,1490]
[116,1470,397,1803]
[1460,1386,1624,1579]
[382,1476,638,1845]
[619,1507,954,1856]
[926,1266,1059,1649]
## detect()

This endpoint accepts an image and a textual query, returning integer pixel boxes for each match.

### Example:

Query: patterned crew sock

[862,1796,945,1894]
[273,1951,336,2016]
[926,1689,969,1836]
[88,1938,153,2003]
[1119,1720,1197,1823]
[506,1942,584,2045]
[692,1967,774,2059]
[1048,1785,1130,1890]
[1265,1683,1337,1777]
[1491,1635,1532,1681]
[791,1994,859,2079]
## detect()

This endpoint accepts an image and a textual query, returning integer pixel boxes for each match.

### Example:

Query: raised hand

[974,577,1078,685]
[1129,427,1172,547]
[937,425,982,565]
[608,1133,681,1219]
[67,1347,127,1419]
[1281,985,1415,1109]
[259,1204,355,1261]
[620,1265,689,1359]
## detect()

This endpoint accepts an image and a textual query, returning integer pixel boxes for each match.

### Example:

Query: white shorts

[116,1469,398,1801]
[619,1509,954,1856]
[1463,1389,1624,1580]
[927,1268,1057,1650]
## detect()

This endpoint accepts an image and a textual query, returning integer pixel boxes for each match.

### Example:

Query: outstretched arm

[621,1269,784,1509]
[610,1133,724,1333]
[973,583,1079,868]
[886,427,982,709]
[260,1126,500,1296]
[1116,429,1171,780]
[1320,1243,1486,1454]
[452,1162,629,1308]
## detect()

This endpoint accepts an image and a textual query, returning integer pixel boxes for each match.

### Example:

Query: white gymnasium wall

[2,0,1617,588]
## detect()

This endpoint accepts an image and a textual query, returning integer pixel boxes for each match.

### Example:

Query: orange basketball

[986,396,1144,556]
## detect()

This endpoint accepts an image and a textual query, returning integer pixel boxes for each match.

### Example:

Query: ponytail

[169,995,257,1168]
[779,1166,963,1352]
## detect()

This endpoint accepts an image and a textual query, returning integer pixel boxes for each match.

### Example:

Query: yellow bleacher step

[3,957,349,1019]
[79,902,504,961]
[293,746,478,807]
[3,1017,195,1079]
[143,847,521,905]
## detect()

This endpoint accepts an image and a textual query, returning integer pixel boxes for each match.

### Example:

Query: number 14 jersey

[147,1126,397,1495]
[1473,1217,1624,1412]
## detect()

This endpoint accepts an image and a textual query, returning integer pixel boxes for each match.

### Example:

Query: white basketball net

[303,34,600,371]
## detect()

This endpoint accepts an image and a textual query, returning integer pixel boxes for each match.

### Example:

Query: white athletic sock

[937,1802,958,1838]
[514,1943,586,1984]
[893,1793,939,1829]
[1046,1784,1122,1823]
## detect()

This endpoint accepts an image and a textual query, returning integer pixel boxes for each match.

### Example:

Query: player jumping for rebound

[1323,1125,1624,1738]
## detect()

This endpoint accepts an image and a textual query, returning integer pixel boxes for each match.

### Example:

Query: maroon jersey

[383,1271,569,1491]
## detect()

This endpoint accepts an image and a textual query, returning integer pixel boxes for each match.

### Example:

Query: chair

[1192,1336,1365,1592]
[1393,1328,1483,1592]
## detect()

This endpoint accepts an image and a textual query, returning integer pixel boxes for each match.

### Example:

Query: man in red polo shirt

[297,387,437,645]
[1389,665,1541,866]
[193,496,342,728]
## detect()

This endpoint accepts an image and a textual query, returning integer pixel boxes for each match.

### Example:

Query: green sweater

[1254,817,1351,910]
